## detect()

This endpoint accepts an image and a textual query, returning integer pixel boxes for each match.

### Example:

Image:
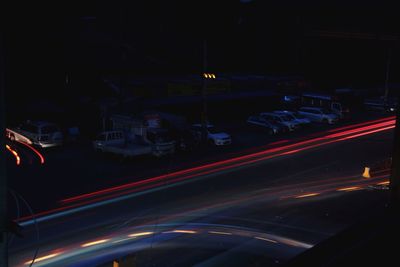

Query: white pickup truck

[93,130,175,157]
[6,121,63,148]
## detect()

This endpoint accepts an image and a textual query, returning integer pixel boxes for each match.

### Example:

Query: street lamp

[203,73,216,79]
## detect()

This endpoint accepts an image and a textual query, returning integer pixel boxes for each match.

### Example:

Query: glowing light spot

[208,231,232,235]
[24,252,61,265]
[337,186,362,192]
[128,231,154,237]
[294,193,320,199]
[81,239,109,247]
[254,236,278,243]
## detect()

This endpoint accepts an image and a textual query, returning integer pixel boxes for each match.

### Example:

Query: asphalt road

[7,118,394,266]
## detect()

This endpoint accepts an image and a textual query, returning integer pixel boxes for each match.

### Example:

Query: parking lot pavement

[6,110,391,213]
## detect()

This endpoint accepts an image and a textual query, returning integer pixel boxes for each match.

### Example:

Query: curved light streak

[6,145,21,165]
[16,140,45,164]
[24,252,62,265]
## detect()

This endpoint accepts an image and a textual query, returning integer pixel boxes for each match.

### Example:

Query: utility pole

[390,104,400,207]
[201,40,208,144]
[0,29,9,267]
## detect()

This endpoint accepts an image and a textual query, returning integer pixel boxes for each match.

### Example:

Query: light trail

[254,236,278,243]
[294,193,320,199]
[16,140,45,164]
[60,118,395,206]
[377,181,390,185]
[24,252,61,265]
[18,117,395,224]
[209,231,233,235]
[128,232,154,237]
[336,186,362,192]
[6,145,21,165]
[163,230,197,234]
[325,116,395,133]
[81,239,109,247]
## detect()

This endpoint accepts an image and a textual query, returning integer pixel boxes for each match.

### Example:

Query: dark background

[4,1,400,114]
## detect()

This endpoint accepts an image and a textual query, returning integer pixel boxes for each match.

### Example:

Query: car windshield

[5,3,397,267]
[279,114,292,121]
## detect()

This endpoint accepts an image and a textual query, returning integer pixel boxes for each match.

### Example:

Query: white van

[8,121,63,148]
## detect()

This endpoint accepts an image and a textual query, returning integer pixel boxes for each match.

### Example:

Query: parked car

[6,121,63,148]
[247,115,285,135]
[298,107,339,124]
[273,110,312,126]
[260,112,300,131]
[191,124,232,146]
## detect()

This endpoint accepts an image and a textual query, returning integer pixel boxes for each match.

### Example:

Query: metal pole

[201,40,208,143]
[0,29,9,267]
[390,100,400,207]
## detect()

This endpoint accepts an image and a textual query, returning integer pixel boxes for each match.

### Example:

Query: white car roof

[274,110,293,114]
[192,123,214,127]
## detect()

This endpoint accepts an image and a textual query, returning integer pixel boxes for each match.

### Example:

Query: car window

[41,125,59,134]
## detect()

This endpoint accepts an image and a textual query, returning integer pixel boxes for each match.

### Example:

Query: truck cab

[145,128,176,156]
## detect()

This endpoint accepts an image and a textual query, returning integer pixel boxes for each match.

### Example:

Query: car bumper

[36,141,63,148]
[215,140,232,146]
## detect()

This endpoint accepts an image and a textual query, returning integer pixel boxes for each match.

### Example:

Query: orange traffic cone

[362,167,371,178]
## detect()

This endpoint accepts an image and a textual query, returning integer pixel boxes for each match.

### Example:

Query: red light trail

[60,117,395,206]
[16,140,45,164]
